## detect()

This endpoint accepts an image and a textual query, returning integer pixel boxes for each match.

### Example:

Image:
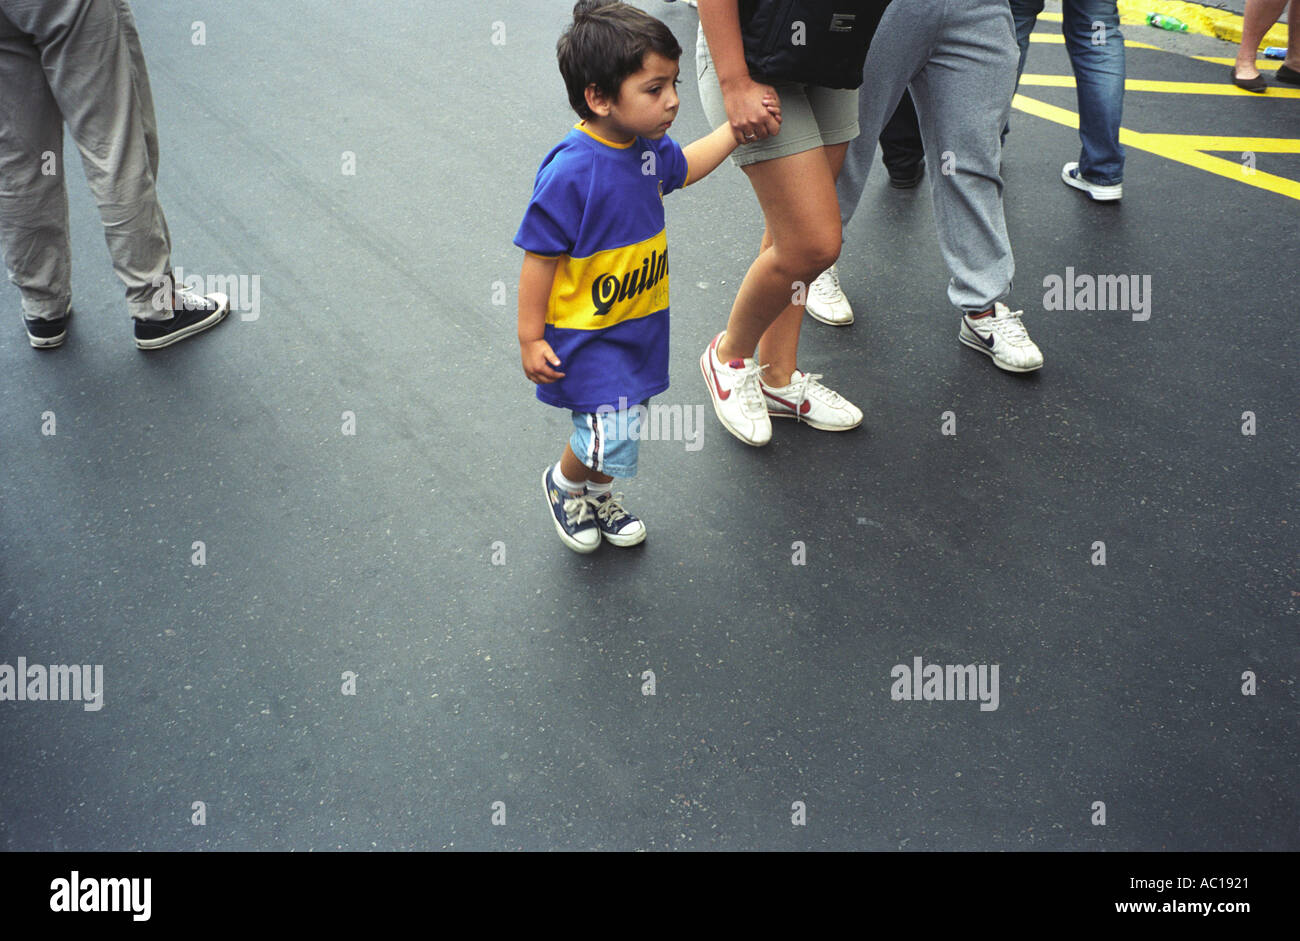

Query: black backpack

[739,0,892,90]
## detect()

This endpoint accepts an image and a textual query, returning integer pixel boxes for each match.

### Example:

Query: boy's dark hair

[557,1,682,120]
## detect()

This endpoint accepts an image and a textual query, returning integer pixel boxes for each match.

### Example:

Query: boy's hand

[517,251,561,380]
[521,338,565,384]
[763,92,782,124]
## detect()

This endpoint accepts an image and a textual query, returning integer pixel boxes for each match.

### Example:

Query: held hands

[721,77,782,146]
[763,92,781,123]
[520,338,564,384]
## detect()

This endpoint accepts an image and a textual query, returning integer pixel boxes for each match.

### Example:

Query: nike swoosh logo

[968,320,995,349]
[763,389,811,414]
[705,352,731,401]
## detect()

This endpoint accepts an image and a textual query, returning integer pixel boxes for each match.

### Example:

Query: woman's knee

[775,233,841,279]
[806,236,842,275]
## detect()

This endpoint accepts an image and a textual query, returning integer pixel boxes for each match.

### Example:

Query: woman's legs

[1235,0,1290,79]
[1285,0,1299,70]
[750,142,849,387]
[715,144,845,386]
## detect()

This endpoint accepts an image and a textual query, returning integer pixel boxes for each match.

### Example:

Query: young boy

[516,0,777,553]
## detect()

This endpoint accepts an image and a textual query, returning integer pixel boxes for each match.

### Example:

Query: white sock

[585,480,612,499]
[552,463,585,495]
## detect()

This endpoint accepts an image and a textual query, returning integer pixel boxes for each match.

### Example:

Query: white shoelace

[563,494,594,527]
[732,359,768,415]
[174,289,210,311]
[810,265,844,302]
[983,303,1030,345]
[790,371,846,407]
[594,493,631,526]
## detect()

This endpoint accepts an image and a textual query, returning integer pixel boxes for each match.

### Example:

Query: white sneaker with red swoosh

[761,369,863,431]
[699,331,771,446]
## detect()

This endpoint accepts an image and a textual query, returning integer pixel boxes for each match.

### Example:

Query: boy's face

[598,52,680,141]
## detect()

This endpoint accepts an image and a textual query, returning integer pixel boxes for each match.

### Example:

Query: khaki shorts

[695,24,860,168]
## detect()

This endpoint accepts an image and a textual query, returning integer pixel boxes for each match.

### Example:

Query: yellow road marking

[1019,73,1300,98]
[1012,92,1300,201]
[1141,133,1300,153]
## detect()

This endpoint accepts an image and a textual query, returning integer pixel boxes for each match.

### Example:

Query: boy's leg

[544,442,601,554]
[543,409,646,552]
[0,6,73,336]
[570,408,645,547]
[559,444,611,486]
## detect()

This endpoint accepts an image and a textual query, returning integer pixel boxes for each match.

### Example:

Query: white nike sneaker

[761,369,863,431]
[699,331,772,446]
[959,302,1043,373]
[805,264,854,326]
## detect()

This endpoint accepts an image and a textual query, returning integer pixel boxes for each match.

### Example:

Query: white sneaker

[699,331,772,446]
[761,369,863,431]
[1062,162,1122,201]
[805,264,854,326]
[959,302,1043,373]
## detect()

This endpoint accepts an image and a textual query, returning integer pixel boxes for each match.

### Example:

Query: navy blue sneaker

[543,467,600,553]
[134,289,229,350]
[590,491,646,547]
[24,304,71,349]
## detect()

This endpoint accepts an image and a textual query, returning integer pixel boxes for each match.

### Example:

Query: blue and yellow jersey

[514,123,688,413]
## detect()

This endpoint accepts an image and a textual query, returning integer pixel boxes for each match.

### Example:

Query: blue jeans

[1009,0,1125,185]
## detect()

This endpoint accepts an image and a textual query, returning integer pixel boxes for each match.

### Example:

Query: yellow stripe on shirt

[548,229,669,331]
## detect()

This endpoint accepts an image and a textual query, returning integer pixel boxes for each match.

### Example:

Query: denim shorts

[570,399,648,478]
[696,23,860,168]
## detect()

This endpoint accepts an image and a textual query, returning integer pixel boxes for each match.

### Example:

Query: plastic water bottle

[1146,12,1189,31]
[1262,47,1286,59]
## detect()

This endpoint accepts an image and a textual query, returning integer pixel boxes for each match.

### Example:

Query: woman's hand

[720,77,782,145]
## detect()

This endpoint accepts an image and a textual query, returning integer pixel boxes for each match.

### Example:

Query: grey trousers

[0,0,171,320]
[838,0,1018,313]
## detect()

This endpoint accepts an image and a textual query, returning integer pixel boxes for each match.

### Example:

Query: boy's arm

[682,123,741,187]
[518,252,564,383]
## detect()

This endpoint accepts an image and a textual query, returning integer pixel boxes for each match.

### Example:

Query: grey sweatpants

[0,0,171,320]
[838,0,1018,313]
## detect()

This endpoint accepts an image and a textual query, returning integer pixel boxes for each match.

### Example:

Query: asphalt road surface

[0,1,1295,850]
